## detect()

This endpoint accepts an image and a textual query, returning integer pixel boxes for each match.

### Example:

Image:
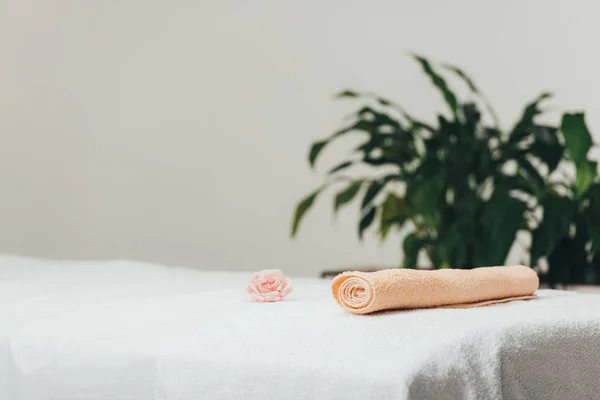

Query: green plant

[290,54,599,279]
[529,113,600,284]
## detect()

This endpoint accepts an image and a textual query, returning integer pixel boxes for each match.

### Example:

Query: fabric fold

[332,265,539,314]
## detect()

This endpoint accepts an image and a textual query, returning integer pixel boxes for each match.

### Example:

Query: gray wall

[1,0,599,276]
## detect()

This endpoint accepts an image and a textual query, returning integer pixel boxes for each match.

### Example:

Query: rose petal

[247,284,261,296]
[246,269,291,302]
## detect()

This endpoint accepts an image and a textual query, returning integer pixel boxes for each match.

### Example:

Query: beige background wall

[1,0,599,276]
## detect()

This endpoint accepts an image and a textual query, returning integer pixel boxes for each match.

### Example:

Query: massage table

[1,255,599,399]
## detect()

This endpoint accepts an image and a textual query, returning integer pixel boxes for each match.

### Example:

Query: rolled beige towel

[332,265,539,315]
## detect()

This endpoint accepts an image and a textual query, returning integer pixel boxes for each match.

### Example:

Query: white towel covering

[1,255,599,400]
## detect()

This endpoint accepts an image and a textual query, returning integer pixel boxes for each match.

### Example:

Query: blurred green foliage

[292,54,600,284]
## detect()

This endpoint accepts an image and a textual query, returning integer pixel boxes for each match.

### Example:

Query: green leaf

[561,113,593,165]
[356,106,378,120]
[412,54,458,118]
[442,63,501,130]
[479,194,528,265]
[408,119,437,135]
[358,207,376,240]
[328,161,354,175]
[310,107,400,169]
[507,93,553,150]
[462,103,481,126]
[530,194,576,267]
[310,109,395,169]
[494,173,535,195]
[516,155,545,194]
[361,180,386,210]
[403,233,426,268]
[337,110,397,137]
[334,89,417,124]
[442,64,478,93]
[569,231,592,284]
[379,194,409,241]
[375,96,418,124]
[511,92,552,133]
[377,97,391,106]
[437,114,462,140]
[547,237,577,284]
[575,160,598,198]
[530,125,564,172]
[593,254,600,285]
[335,89,359,98]
[333,181,362,214]
[437,193,480,267]
[508,127,533,146]
[290,188,322,237]
[585,183,600,252]
[356,133,407,161]
[308,140,328,168]
[407,171,445,224]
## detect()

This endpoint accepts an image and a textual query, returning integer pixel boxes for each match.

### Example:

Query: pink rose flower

[246,269,292,302]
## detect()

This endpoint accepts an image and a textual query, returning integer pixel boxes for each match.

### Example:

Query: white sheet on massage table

[0,256,599,400]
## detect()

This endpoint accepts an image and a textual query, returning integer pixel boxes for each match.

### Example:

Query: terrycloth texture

[1,256,600,400]
[333,265,539,314]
